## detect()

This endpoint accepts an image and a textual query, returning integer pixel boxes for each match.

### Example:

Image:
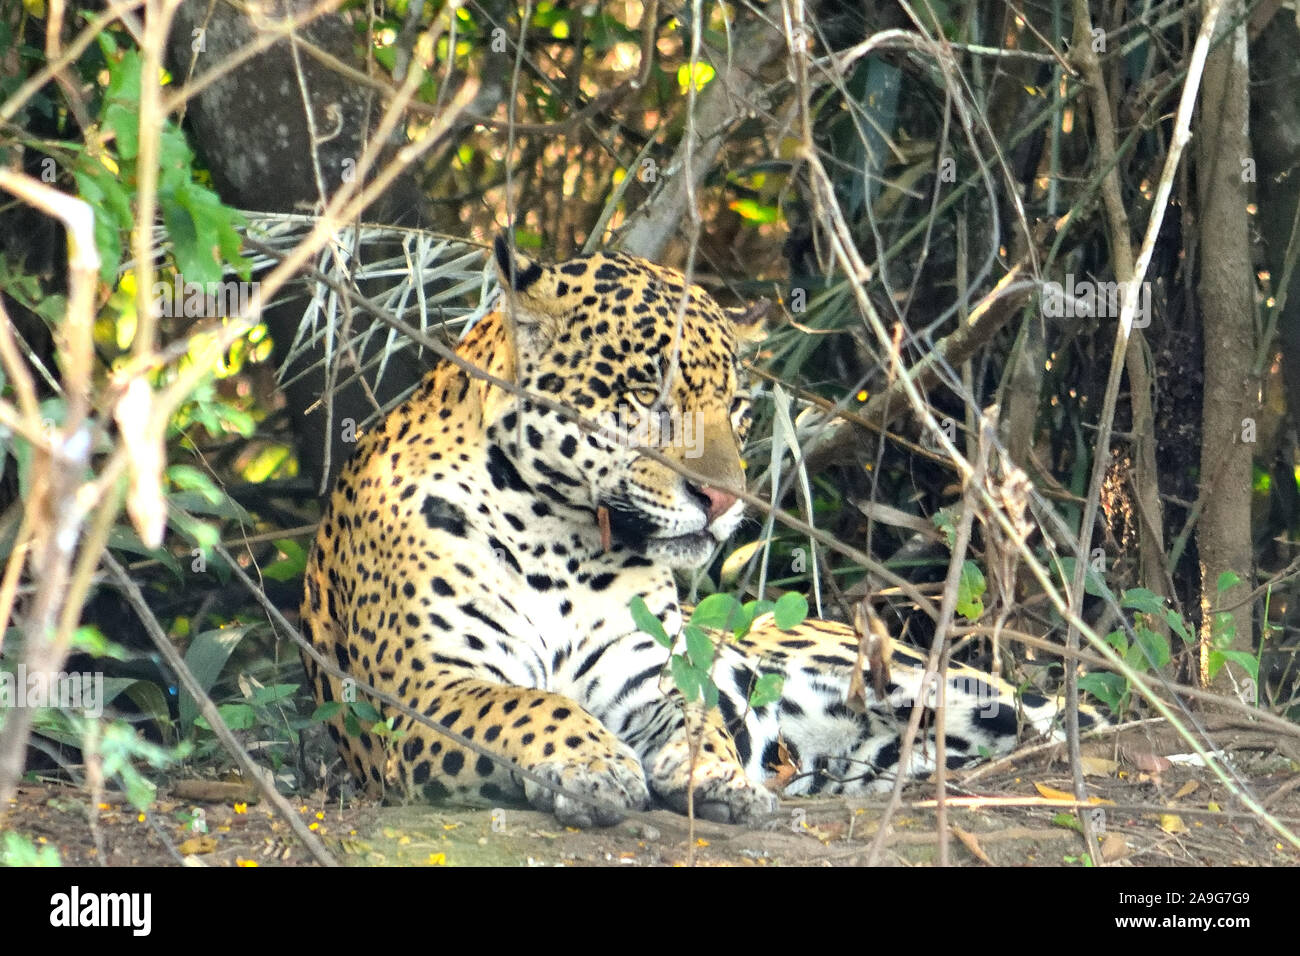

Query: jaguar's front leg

[624,696,778,824]
[563,625,777,823]
[374,676,651,827]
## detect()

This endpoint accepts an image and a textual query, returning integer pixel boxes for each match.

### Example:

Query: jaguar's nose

[694,485,739,523]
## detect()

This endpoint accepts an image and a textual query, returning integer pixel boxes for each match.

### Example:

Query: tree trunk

[1196,5,1256,688]
[168,1,430,493]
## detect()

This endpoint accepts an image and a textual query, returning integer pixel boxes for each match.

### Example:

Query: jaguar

[299,237,1097,826]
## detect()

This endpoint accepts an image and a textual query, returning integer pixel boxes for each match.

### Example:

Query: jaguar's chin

[644,531,718,568]
[598,501,721,567]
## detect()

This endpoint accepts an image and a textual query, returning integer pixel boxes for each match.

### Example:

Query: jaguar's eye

[630,387,661,408]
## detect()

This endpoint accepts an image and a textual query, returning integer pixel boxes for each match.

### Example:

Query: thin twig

[1062,0,1227,863]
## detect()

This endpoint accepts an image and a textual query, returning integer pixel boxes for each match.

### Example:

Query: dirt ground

[6,729,1299,866]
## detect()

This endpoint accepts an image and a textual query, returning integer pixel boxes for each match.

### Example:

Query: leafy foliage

[630,592,807,713]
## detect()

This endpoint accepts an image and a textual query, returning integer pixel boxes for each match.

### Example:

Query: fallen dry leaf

[1100,833,1129,862]
[1033,782,1114,805]
[176,835,218,855]
[951,825,993,865]
[1158,813,1189,835]
[1122,746,1172,773]
[847,603,892,714]
[1080,756,1119,777]
[1173,780,1199,800]
[763,735,800,792]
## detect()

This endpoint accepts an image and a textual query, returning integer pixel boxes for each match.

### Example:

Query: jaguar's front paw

[523,751,650,828]
[650,750,778,824]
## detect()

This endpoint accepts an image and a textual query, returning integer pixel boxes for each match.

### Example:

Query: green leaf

[684,624,714,671]
[670,654,700,702]
[1051,812,1083,832]
[349,700,382,723]
[690,593,741,630]
[1123,639,1147,673]
[1164,609,1193,645]
[772,592,808,630]
[165,189,226,286]
[262,539,308,583]
[1120,587,1165,617]
[931,509,957,548]
[747,673,784,709]
[178,628,245,736]
[2,832,62,867]
[167,488,249,521]
[1078,672,1127,711]
[101,50,142,158]
[73,163,132,281]
[117,680,173,740]
[1131,622,1171,670]
[70,625,129,661]
[248,683,298,706]
[730,198,779,224]
[241,444,291,483]
[167,511,226,581]
[1216,571,1241,593]
[702,677,719,710]
[729,601,757,639]
[167,465,223,504]
[104,101,139,159]
[1211,612,1236,649]
[29,709,82,748]
[957,561,986,621]
[108,524,182,580]
[629,596,671,647]
[197,703,254,731]
[311,702,344,722]
[1209,649,1259,682]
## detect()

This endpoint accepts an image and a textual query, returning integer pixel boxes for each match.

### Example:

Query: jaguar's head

[488,237,768,568]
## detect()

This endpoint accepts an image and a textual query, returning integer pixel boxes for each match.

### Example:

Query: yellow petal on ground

[1034,783,1075,801]
[177,836,218,855]
[1173,780,1199,800]
[1159,814,1189,834]
[1033,782,1114,805]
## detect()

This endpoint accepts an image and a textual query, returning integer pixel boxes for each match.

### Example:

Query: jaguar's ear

[726,299,772,349]
[494,233,544,292]
[494,233,562,342]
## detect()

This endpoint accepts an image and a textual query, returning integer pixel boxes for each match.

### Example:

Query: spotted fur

[300,239,1098,827]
